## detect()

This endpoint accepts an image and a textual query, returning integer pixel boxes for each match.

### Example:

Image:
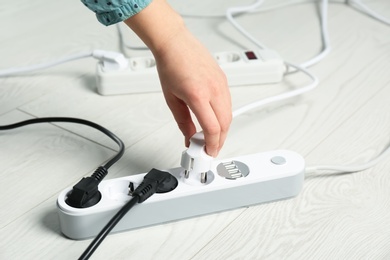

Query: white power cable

[305,143,390,174]
[228,0,321,118]
[0,50,128,77]
[232,61,319,118]
[225,0,268,50]
[0,52,93,77]
[180,0,319,18]
[300,0,332,68]
[348,0,390,25]
[227,0,331,68]
[227,0,390,175]
[304,0,390,174]
[249,0,323,14]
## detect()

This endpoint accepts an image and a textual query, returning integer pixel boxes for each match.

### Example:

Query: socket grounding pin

[217,161,250,180]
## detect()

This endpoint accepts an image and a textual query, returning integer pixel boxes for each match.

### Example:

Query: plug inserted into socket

[180,132,213,184]
[57,150,305,239]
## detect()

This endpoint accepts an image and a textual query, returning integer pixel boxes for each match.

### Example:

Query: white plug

[92,50,129,72]
[180,132,213,184]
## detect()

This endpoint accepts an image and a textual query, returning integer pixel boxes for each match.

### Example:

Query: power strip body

[57,150,304,240]
[96,49,285,95]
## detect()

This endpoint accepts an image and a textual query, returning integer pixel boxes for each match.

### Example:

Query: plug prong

[184,170,190,179]
[128,182,135,195]
[201,172,208,183]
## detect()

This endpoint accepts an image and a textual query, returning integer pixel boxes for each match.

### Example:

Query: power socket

[57,150,304,240]
[96,49,286,95]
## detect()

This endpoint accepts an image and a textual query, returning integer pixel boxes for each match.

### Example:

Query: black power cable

[1,117,179,259]
[0,117,125,169]
[79,168,178,260]
[79,195,139,260]
[0,117,125,208]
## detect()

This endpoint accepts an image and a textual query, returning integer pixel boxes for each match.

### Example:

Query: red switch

[245,51,257,60]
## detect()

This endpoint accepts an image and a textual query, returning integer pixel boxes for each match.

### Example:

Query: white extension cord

[57,149,305,239]
[95,48,286,95]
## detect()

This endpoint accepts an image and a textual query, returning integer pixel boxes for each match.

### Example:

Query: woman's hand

[125,0,232,156]
[154,28,232,157]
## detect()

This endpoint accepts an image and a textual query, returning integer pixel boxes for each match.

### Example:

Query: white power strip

[57,150,305,240]
[96,49,286,95]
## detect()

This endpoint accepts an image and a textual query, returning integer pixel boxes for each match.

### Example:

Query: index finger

[188,101,221,157]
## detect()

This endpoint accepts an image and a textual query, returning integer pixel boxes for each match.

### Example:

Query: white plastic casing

[181,132,213,174]
[96,49,285,95]
[57,150,305,240]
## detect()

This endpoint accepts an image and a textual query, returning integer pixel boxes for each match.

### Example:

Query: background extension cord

[96,49,286,95]
[57,150,305,240]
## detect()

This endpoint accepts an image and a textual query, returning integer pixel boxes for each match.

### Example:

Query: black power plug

[79,168,178,260]
[65,177,101,208]
[66,166,108,208]
[132,168,178,202]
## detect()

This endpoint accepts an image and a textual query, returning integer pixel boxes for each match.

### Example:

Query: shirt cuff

[82,0,153,26]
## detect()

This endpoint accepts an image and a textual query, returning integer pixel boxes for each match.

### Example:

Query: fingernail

[207,148,218,158]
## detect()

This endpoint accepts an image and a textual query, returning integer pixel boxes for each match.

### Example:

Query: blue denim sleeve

[81,0,153,26]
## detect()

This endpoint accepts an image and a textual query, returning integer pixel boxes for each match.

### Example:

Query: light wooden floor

[1,0,390,259]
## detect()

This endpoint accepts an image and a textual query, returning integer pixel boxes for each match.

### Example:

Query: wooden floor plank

[1,0,389,259]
